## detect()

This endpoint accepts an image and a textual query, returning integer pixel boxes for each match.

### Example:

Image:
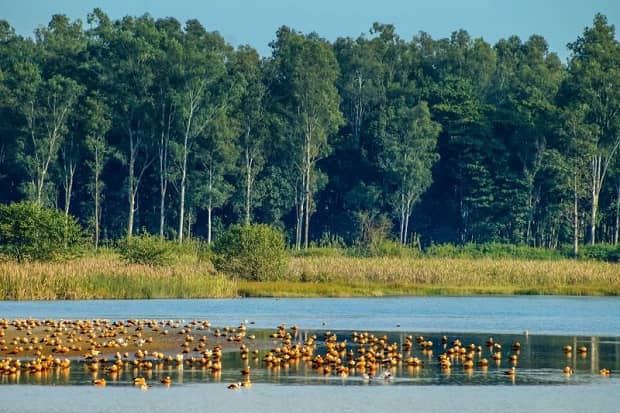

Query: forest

[1,9,619,253]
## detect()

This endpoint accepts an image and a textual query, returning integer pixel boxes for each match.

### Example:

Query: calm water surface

[1,296,619,335]
[1,296,618,412]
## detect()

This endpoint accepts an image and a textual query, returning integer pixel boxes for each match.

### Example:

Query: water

[2,296,620,335]
[1,296,619,412]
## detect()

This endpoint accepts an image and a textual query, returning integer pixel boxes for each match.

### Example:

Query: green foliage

[574,244,620,262]
[119,233,177,266]
[291,247,344,258]
[356,239,418,258]
[212,224,288,281]
[425,242,565,260]
[0,202,82,262]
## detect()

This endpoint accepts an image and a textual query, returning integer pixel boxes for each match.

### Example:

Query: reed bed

[279,256,620,296]
[0,255,617,300]
[0,257,236,300]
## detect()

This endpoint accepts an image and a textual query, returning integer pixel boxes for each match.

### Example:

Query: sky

[2,0,619,62]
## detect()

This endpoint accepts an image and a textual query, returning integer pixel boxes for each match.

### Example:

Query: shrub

[290,247,344,258]
[425,242,564,260]
[352,238,417,258]
[576,244,620,262]
[0,202,82,262]
[212,224,288,281]
[119,233,176,266]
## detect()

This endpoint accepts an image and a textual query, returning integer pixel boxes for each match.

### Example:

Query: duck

[160,376,172,385]
[563,366,574,375]
[504,367,516,376]
[133,377,146,386]
[599,368,611,376]
[92,378,106,386]
[562,345,572,353]
[227,382,242,390]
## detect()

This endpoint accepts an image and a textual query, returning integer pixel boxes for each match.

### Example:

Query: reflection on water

[1,296,619,413]
[1,330,618,387]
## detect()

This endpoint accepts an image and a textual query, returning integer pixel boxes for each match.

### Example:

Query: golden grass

[0,257,236,300]
[267,256,620,296]
[0,255,618,300]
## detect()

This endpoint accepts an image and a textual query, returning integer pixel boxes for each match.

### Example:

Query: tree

[0,202,82,262]
[19,74,82,205]
[175,20,230,243]
[97,14,159,238]
[379,101,440,244]
[269,27,344,249]
[565,14,620,244]
[231,46,267,225]
[83,95,112,248]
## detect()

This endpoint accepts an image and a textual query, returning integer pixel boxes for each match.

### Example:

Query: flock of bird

[0,318,613,390]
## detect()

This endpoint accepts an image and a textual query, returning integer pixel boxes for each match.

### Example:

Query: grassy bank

[238,256,620,297]
[0,255,618,300]
[0,257,236,300]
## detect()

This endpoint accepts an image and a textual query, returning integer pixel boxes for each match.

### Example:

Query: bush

[425,242,564,260]
[576,244,620,262]
[119,233,176,266]
[212,224,288,281]
[352,239,417,258]
[0,202,82,262]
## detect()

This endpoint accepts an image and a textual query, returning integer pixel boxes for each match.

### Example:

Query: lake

[0,296,619,412]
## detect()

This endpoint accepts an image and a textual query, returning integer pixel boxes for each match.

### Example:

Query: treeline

[1,10,619,253]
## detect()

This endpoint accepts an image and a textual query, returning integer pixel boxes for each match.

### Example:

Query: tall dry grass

[1,255,618,300]
[0,257,236,300]
[285,256,620,295]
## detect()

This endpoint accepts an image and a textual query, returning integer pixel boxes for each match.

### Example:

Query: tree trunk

[94,151,101,249]
[244,137,253,225]
[207,206,212,244]
[159,102,172,238]
[179,162,187,243]
[403,198,412,246]
[573,170,579,257]
[207,165,213,244]
[303,139,311,249]
[178,112,193,244]
[615,178,620,245]
[128,131,136,238]
[295,186,304,251]
[590,156,602,245]
[62,156,76,248]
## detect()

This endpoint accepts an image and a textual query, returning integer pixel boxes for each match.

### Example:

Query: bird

[563,366,574,375]
[92,378,106,386]
[505,367,516,376]
[227,382,242,390]
[161,376,172,385]
[133,377,146,386]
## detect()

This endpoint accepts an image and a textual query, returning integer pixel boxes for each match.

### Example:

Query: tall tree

[19,74,82,205]
[83,95,112,248]
[565,14,620,244]
[231,46,267,225]
[270,27,344,248]
[175,20,229,243]
[97,14,159,238]
[379,101,440,244]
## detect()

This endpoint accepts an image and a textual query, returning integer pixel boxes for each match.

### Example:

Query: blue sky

[3,0,619,62]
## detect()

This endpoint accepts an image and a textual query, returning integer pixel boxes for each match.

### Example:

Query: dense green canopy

[1,11,619,250]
